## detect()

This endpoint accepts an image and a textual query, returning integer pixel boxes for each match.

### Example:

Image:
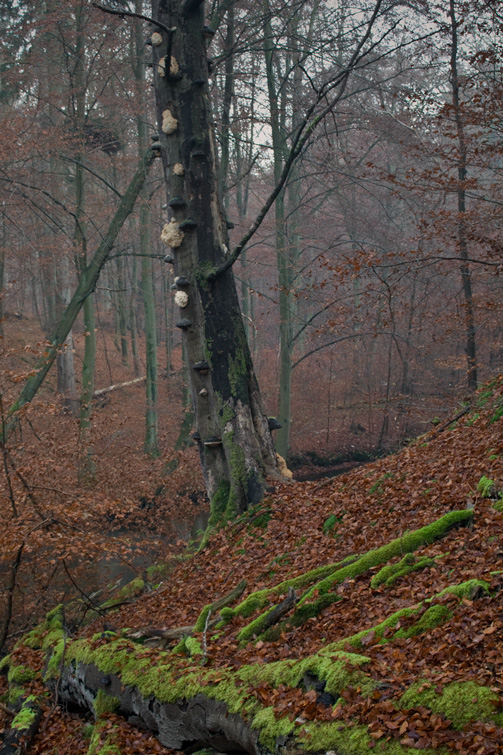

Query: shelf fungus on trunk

[179,218,198,231]
[162,109,178,135]
[161,218,184,247]
[174,276,190,288]
[176,318,192,329]
[151,0,278,516]
[174,291,189,308]
[193,361,210,375]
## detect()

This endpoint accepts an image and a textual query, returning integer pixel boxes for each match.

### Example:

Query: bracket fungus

[268,417,282,431]
[158,56,179,78]
[173,163,185,176]
[202,25,216,39]
[151,32,163,46]
[179,218,198,231]
[174,276,190,288]
[174,291,189,308]
[163,254,174,264]
[168,196,186,208]
[162,109,178,135]
[193,360,210,375]
[199,388,208,397]
[191,149,206,160]
[176,318,192,329]
[161,219,184,248]
[204,436,222,448]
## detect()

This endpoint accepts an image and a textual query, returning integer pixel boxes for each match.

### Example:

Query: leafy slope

[2,378,503,754]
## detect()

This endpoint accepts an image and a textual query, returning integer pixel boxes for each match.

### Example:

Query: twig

[0,544,24,653]
[92,2,176,36]
[0,701,15,719]
[432,405,471,435]
[62,560,106,615]
[202,609,211,663]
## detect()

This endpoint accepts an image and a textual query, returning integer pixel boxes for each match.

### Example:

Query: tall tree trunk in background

[134,0,159,456]
[449,0,477,391]
[0,224,5,338]
[115,255,129,365]
[56,254,78,411]
[150,0,277,517]
[73,1,96,483]
[263,0,291,460]
[129,253,142,377]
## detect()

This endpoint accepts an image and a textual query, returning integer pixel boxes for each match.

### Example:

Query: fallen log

[0,697,43,755]
[124,579,247,647]
[93,376,146,397]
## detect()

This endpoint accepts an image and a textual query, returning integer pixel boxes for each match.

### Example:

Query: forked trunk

[151,0,278,517]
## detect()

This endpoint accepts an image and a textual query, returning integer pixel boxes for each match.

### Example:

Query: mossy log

[53,660,264,754]
[0,696,43,755]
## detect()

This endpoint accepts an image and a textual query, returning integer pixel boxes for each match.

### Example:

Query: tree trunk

[133,1,159,456]
[449,0,477,391]
[151,0,277,517]
[56,255,78,413]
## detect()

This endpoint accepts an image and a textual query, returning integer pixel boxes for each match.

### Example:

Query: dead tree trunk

[150,0,278,519]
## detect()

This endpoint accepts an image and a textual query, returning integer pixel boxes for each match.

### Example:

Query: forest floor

[1,360,503,753]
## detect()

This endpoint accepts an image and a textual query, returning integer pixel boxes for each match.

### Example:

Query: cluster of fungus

[158,55,179,77]
[162,109,178,135]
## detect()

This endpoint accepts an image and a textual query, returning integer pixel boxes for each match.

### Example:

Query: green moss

[330,579,490,651]
[46,605,64,631]
[437,579,490,601]
[477,475,495,497]
[145,562,171,580]
[94,690,120,717]
[7,685,24,705]
[290,594,341,627]
[400,680,503,728]
[194,604,212,633]
[494,500,503,512]
[44,638,66,679]
[117,578,144,599]
[87,720,121,755]
[250,706,295,749]
[11,697,38,731]
[0,654,10,672]
[393,604,451,639]
[298,721,443,754]
[220,404,235,424]
[322,513,343,535]
[371,553,437,589]
[490,400,503,423]
[195,261,217,288]
[20,626,46,650]
[221,557,357,626]
[7,665,36,685]
[301,509,474,602]
[184,637,203,657]
[207,479,231,530]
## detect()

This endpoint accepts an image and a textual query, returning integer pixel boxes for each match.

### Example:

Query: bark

[134,1,159,456]
[53,664,263,755]
[0,698,43,755]
[151,0,278,516]
[449,0,477,391]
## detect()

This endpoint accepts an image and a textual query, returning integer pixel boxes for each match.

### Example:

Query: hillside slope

[2,377,503,755]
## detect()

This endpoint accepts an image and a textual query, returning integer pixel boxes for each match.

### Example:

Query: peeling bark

[53,662,264,754]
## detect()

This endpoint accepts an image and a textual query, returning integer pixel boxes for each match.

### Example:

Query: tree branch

[92,2,176,36]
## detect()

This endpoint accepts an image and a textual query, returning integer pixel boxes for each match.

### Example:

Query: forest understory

[2,314,503,754]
